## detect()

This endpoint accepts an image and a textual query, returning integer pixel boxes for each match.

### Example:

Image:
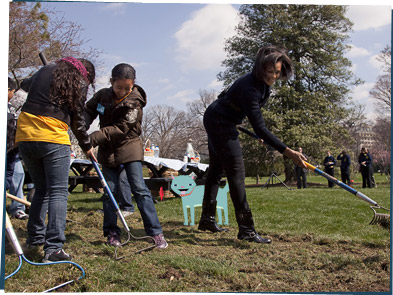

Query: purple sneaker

[152,233,168,249]
[107,231,121,247]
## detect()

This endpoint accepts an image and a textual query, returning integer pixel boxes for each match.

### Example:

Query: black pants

[295,166,307,189]
[325,168,335,187]
[340,168,350,185]
[203,108,250,213]
[360,166,372,188]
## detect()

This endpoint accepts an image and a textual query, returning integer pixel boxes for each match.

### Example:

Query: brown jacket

[84,85,146,167]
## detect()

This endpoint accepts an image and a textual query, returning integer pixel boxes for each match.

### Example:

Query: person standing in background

[6,77,28,220]
[358,147,373,188]
[323,150,336,188]
[294,147,307,189]
[366,148,376,188]
[337,150,351,185]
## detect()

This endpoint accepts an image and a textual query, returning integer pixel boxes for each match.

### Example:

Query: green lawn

[4,172,390,293]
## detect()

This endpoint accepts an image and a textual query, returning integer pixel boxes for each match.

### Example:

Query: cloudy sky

[39,2,391,122]
[3,1,392,123]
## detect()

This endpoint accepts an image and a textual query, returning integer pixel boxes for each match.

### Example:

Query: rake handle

[304,162,378,207]
[237,126,380,207]
[39,51,48,66]
[90,157,130,233]
[6,193,31,207]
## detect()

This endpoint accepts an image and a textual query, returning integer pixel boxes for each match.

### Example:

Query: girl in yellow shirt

[16,57,97,262]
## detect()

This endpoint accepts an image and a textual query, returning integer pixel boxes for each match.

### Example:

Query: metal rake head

[113,231,157,260]
[370,206,390,231]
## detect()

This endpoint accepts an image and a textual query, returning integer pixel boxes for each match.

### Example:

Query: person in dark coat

[84,63,167,249]
[358,147,373,188]
[6,77,28,220]
[337,150,351,185]
[323,150,336,187]
[366,148,376,188]
[295,147,307,189]
[199,45,307,244]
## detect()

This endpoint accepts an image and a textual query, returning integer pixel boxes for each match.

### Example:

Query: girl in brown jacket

[85,63,167,249]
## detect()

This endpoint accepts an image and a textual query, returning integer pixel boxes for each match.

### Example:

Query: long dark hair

[49,58,95,111]
[252,45,293,82]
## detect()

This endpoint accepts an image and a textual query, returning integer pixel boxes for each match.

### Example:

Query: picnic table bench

[67,157,211,194]
[69,159,102,193]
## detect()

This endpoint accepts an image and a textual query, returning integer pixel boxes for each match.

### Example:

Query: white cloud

[100,53,146,70]
[351,82,373,101]
[346,45,371,58]
[174,4,239,71]
[350,82,376,120]
[208,79,223,89]
[99,3,126,15]
[346,5,391,31]
[169,89,196,103]
[95,73,111,89]
[368,54,385,71]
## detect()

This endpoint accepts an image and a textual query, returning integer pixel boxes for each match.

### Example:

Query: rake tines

[370,206,390,231]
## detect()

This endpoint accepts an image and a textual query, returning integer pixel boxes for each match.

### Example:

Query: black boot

[198,200,227,232]
[236,210,271,243]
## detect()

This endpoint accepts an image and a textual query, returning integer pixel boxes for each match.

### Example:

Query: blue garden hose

[4,212,85,292]
[4,255,22,280]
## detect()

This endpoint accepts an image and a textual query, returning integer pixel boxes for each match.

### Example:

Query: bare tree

[186,89,218,158]
[370,45,391,116]
[371,116,391,175]
[9,2,103,159]
[141,105,192,159]
[9,2,102,86]
[187,89,217,118]
[141,90,218,161]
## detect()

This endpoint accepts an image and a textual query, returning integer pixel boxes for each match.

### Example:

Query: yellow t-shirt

[15,112,71,145]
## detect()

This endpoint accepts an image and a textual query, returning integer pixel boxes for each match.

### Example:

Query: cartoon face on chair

[170,175,229,226]
[171,175,196,197]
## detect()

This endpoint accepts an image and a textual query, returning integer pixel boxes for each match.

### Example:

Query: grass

[3,173,391,293]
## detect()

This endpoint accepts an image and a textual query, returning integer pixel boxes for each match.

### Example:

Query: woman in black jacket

[199,45,306,243]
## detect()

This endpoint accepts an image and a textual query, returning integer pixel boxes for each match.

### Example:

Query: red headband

[59,57,89,81]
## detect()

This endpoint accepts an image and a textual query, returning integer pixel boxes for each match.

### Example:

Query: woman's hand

[84,147,98,163]
[283,147,307,168]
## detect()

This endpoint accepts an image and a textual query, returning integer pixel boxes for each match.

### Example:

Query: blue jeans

[102,161,162,237]
[117,167,134,212]
[18,142,70,254]
[7,155,26,214]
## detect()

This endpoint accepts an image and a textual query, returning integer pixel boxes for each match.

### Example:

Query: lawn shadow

[68,197,102,204]
[162,220,241,248]
[65,232,84,242]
